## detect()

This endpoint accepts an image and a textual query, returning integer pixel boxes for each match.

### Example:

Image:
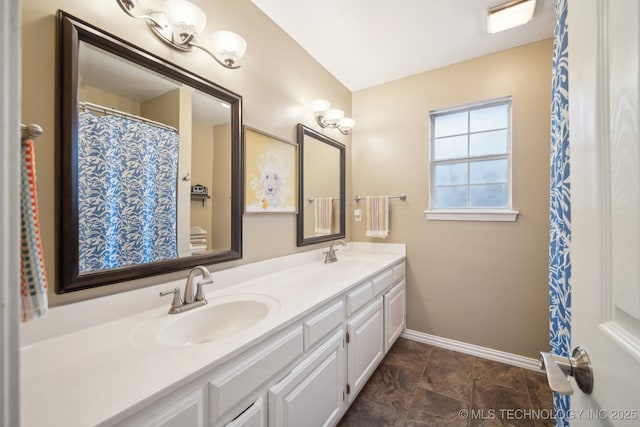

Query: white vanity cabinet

[345,296,384,402]
[224,397,266,427]
[113,385,206,427]
[383,262,406,354]
[109,260,406,427]
[269,329,345,426]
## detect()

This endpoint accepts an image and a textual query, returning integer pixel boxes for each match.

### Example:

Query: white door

[570,0,640,423]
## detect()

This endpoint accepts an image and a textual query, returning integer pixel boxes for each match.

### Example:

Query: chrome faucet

[160,265,214,314]
[323,240,346,264]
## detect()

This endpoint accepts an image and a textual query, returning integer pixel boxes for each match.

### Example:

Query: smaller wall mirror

[297,124,345,246]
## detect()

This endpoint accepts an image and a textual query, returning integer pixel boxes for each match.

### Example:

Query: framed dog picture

[244,127,298,213]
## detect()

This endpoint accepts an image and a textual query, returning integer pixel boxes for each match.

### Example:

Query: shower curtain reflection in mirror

[78,111,179,272]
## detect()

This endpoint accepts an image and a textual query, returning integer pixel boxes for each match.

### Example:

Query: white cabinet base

[384,279,406,353]
[269,329,345,427]
[346,297,384,402]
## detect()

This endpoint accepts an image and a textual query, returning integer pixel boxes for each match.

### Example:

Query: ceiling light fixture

[116,0,247,69]
[311,99,356,135]
[487,0,537,34]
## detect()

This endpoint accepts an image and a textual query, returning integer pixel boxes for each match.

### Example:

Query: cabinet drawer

[371,269,393,296]
[304,300,345,351]
[225,397,265,427]
[392,262,405,283]
[346,281,373,316]
[209,326,303,420]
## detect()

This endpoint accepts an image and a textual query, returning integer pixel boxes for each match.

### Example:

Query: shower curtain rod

[21,123,43,141]
[79,101,178,133]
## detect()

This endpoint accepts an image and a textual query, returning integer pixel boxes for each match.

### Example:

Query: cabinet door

[384,279,406,353]
[117,388,204,427]
[269,329,345,427]
[225,397,265,427]
[346,297,384,402]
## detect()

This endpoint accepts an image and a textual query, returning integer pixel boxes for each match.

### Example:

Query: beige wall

[21,0,352,305]
[22,0,551,358]
[351,39,553,358]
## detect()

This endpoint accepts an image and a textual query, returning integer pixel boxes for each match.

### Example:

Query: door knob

[539,346,593,395]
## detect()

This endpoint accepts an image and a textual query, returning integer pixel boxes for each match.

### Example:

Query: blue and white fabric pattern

[78,111,179,272]
[548,0,570,425]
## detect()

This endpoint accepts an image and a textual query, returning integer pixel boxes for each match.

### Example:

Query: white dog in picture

[251,151,290,210]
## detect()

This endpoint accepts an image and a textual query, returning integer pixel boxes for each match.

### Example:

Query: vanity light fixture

[311,99,356,135]
[487,0,537,34]
[116,0,247,69]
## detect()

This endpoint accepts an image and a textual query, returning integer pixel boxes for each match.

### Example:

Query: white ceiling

[251,0,557,92]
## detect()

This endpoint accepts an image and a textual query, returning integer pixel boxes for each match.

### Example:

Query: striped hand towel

[21,139,49,322]
[314,198,333,235]
[365,196,389,238]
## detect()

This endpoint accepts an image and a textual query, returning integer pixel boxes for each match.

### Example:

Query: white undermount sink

[130,294,281,347]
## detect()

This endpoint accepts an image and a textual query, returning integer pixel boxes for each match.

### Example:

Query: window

[426,97,518,221]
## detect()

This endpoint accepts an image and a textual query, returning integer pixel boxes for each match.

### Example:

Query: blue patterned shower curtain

[548,0,570,425]
[78,111,179,272]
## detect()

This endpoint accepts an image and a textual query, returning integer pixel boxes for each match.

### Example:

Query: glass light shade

[210,31,247,65]
[129,0,151,8]
[311,99,331,113]
[323,109,344,128]
[487,0,536,34]
[339,117,355,129]
[325,109,344,121]
[163,0,207,36]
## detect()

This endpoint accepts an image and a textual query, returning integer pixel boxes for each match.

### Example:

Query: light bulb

[311,99,331,113]
[163,0,207,38]
[211,31,247,67]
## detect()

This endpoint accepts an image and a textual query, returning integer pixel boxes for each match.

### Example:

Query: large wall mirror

[57,11,243,292]
[296,124,345,246]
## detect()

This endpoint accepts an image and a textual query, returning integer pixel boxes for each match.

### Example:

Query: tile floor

[338,337,554,427]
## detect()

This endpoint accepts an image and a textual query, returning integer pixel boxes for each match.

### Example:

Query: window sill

[424,209,519,222]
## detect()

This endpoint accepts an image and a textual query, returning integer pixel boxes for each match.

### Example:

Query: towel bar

[354,194,406,203]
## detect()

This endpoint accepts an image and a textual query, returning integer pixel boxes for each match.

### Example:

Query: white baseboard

[401,329,542,372]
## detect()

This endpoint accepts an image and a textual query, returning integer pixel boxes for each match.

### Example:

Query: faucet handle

[194,279,213,302]
[160,287,183,312]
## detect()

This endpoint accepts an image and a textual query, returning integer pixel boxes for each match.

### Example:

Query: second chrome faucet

[160,265,214,314]
[323,240,346,264]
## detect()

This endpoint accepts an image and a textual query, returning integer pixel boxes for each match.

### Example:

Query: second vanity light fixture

[116,0,247,69]
[486,0,537,34]
[311,99,356,135]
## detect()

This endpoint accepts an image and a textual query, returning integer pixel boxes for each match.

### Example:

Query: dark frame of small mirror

[57,11,243,293]
[296,124,346,246]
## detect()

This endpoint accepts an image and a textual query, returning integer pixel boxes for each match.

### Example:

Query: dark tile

[387,337,434,364]
[357,355,424,414]
[523,371,555,427]
[404,412,469,427]
[471,379,535,427]
[473,359,528,393]
[404,388,469,427]
[523,370,554,411]
[418,347,474,402]
[340,340,553,427]
[337,396,404,427]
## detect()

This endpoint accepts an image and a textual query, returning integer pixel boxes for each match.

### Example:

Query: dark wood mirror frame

[296,124,346,246]
[57,11,243,293]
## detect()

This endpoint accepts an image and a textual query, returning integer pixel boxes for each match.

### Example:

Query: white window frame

[425,96,519,222]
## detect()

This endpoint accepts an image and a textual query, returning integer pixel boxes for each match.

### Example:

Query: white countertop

[20,242,405,427]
